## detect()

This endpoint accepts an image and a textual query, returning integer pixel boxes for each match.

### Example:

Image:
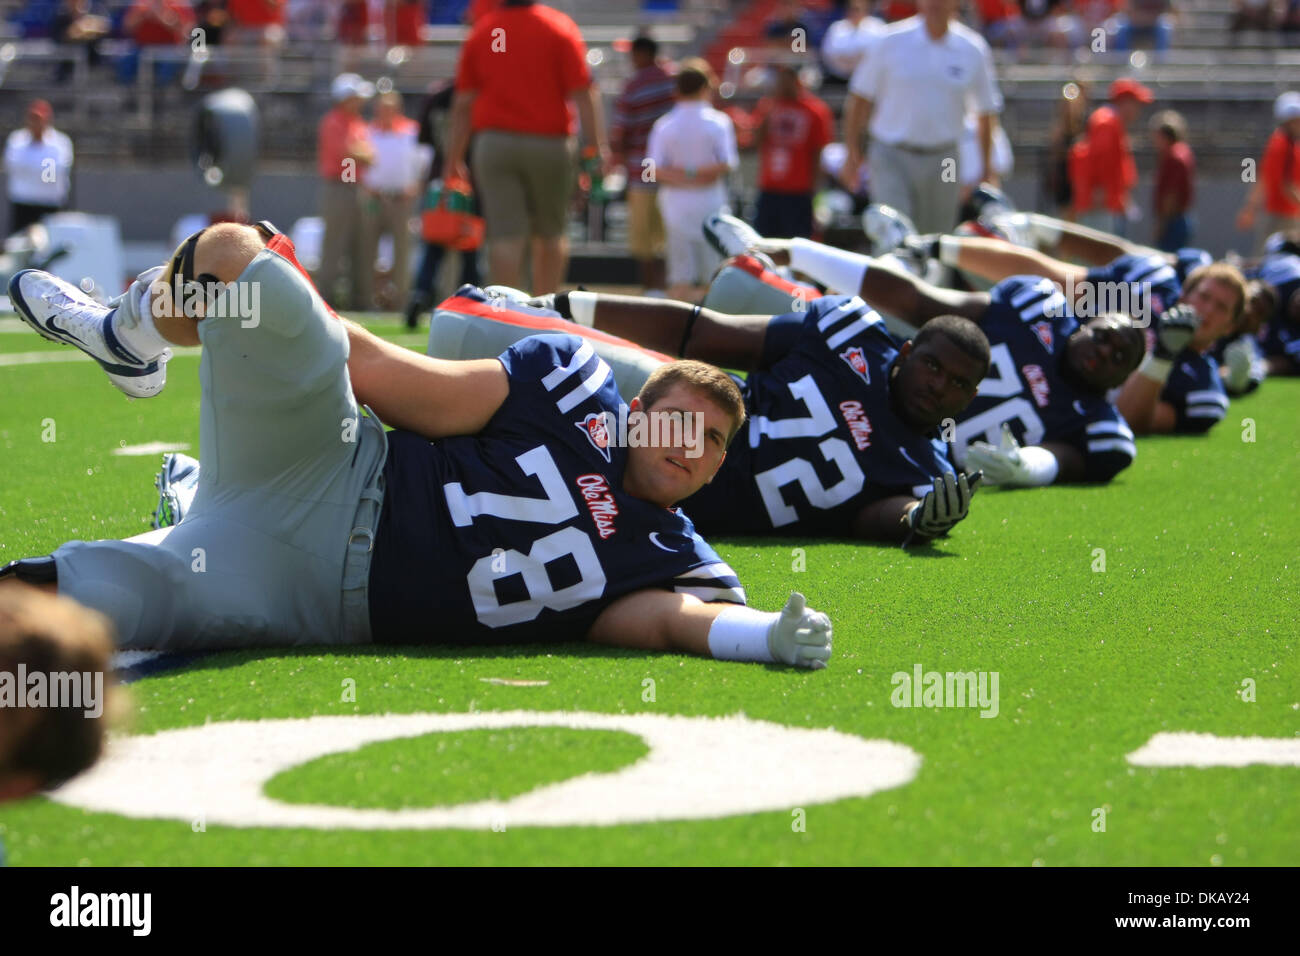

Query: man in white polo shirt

[646,59,739,301]
[840,0,1002,234]
[4,100,74,236]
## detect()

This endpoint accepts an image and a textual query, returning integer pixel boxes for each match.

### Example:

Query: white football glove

[965,424,1059,487]
[766,592,832,670]
[905,470,982,542]
[1222,336,1258,395]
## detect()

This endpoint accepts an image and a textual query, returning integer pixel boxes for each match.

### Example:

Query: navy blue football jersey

[681,295,957,534]
[367,334,745,644]
[956,276,1137,483]
[1084,252,1183,320]
[1173,247,1213,285]
[1161,350,1228,433]
[1249,253,1300,365]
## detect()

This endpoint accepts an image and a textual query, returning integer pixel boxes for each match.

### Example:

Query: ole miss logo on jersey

[1031,321,1054,351]
[838,400,873,451]
[1022,364,1051,408]
[577,412,612,463]
[839,346,871,385]
[575,473,619,539]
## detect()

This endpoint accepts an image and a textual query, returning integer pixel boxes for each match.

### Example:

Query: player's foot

[482,285,534,305]
[703,213,767,262]
[8,269,171,398]
[152,453,199,529]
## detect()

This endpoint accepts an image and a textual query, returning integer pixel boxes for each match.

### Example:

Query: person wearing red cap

[1069,77,1153,237]
[3,100,74,236]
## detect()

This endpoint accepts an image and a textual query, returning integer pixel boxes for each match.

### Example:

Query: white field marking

[51,711,921,830]
[478,678,549,687]
[1126,732,1300,768]
[112,441,191,457]
[0,346,202,367]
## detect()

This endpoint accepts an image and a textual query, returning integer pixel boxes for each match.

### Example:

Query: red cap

[27,99,52,119]
[1109,78,1153,104]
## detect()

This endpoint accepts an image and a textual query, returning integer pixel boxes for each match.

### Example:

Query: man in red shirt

[1071,77,1153,238]
[751,66,833,240]
[226,0,284,44]
[316,73,376,310]
[444,0,609,294]
[1236,91,1300,252]
[1150,109,1194,252]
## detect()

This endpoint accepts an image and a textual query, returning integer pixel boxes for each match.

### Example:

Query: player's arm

[344,319,509,436]
[587,589,832,669]
[935,235,1089,291]
[1001,212,1142,264]
[755,238,990,324]
[1114,304,1198,435]
[544,291,773,370]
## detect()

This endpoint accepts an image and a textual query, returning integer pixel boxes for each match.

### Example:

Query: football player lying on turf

[0,222,832,669]
[897,233,1247,436]
[406,286,990,543]
[1240,239,1300,378]
[0,583,121,802]
[693,218,1147,487]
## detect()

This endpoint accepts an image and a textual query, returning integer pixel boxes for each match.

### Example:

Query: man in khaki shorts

[444,0,610,294]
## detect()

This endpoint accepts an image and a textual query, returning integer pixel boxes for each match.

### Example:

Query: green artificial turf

[0,315,1296,865]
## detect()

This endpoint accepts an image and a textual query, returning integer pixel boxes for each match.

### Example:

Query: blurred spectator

[404,80,480,328]
[1021,0,1083,51]
[1112,0,1178,52]
[362,91,425,310]
[1284,0,1300,35]
[822,0,885,82]
[1042,79,1089,216]
[316,72,376,310]
[1230,0,1275,32]
[465,0,502,23]
[444,0,609,294]
[337,0,370,44]
[52,0,110,83]
[646,59,738,301]
[286,0,330,42]
[766,0,812,48]
[975,0,1025,49]
[882,0,918,20]
[4,100,74,236]
[1070,77,1152,236]
[752,65,833,239]
[842,0,1003,232]
[1150,109,1194,251]
[610,33,676,293]
[119,0,195,85]
[1236,91,1300,252]
[225,0,285,45]
[193,0,229,45]
[387,0,426,45]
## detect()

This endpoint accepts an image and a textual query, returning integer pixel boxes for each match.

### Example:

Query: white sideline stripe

[1126,732,1300,768]
[112,441,191,457]
[0,347,201,367]
[50,711,921,830]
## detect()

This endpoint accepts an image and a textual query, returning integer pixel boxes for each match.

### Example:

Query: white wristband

[937,235,964,267]
[567,290,598,328]
[789,238,870,294]
[706,606,778,663]
[1138,353,1173,384]
[1015,444,1061,486]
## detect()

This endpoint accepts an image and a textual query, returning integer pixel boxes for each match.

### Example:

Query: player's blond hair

[637,361,747,446]
[1181,263,1248,324]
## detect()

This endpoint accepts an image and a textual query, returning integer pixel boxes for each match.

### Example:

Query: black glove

[899,233,942,263]
[1153,303,1199,359]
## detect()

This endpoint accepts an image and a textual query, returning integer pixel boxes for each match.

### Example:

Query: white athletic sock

[706,606,778,663]
[789,238,870,295]
[567,290,598,327]
[111,269,172,360]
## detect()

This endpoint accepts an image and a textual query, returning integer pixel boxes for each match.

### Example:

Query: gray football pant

[52,247,388,650]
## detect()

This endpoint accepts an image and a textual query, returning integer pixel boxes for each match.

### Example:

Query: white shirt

[848,16,1002,148]
[959,113,1013,186]
[646,100,739,194]
[821,14,886,80]
[4,127,74,205]
[362,121,428,193]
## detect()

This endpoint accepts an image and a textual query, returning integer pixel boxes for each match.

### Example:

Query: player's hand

[905,470,983,541]
[1222,336,1255,393]
[964,423,1023,485]
[766,592,832,670]
[1153,303,1199,359]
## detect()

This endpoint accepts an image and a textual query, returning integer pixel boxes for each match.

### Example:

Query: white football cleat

[9,269,171,398]
[152,453,200,529]
[703,213,767,262]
